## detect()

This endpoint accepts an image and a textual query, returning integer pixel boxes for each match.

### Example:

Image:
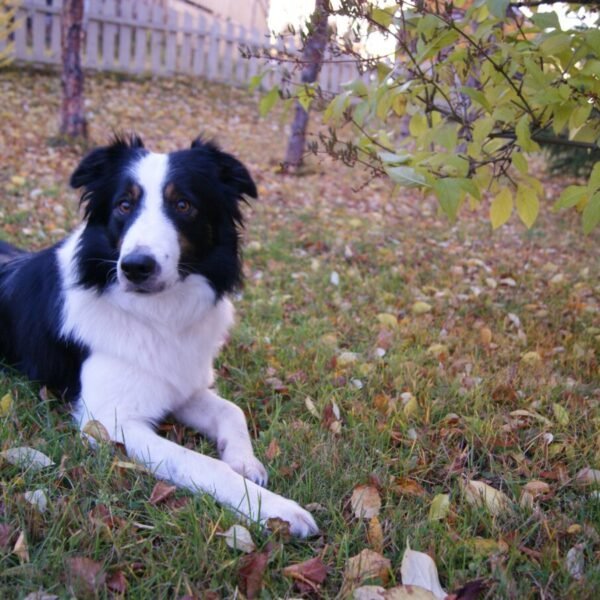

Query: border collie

[0,135,317,537]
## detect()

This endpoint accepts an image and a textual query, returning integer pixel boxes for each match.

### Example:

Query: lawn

[0,68,599,599]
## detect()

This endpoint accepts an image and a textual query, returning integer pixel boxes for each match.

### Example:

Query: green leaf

[512,152,528,175]
[516,116,540,152]
[249,71,266,92]
[386,166,427,188]
[323,91,351,124]
[516,185,539,229]
[587,162,600,194]
[486,0,509,18]
[540,32,572,57]
[531,12,561,31]
[297,86,314,112]
[490,188,513,229]
[553,185,587,211]
[259,86,279,117]
[429,494,451,521]
[582,191,600,234]
[379,151,411,165]
[461,86,491,112]
[433,178,465,221]
[371,7,394,28]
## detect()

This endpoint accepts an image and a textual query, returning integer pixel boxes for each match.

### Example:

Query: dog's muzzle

[120,251,164,293]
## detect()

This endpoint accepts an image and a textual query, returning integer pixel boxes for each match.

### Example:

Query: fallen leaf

[66,556,106,596]
[265,438,281,461]
[428,494,450,521]
[238,551,269,599]
[463,480,512,516]
[367,516,384,553]
[0,392,13,416]
[449,578,489,599]
[466,537,509,557]
[305,396,320,418]
[266,517,292,541]
[574,467,600,486]
[1,447,55,471]
[393,477,427,497]
[352,585,385,599]
[566,544,585,580]
[479,327,492,347]
[23,592,59,600]
[400,541,446,600]
[386,586,438,599]
[0,523,15,550]
[82,420,111,443]
[426,344,448,360]
[351,484,382,519]
[522,480,550,497]
[344,549,391,588]
[338,351,359,367]
[13,531,29,563]
[377,313,398,329]
[521,351,542,365]
[217,524,256,553]
[149,481,177,505]
[23,489,49,513]
[106,570,128,594]
[552,403,569,426]
[282,556,328,593]
[412,301,432,315]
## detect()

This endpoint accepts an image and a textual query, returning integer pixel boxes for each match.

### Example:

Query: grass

[0,67,599,598]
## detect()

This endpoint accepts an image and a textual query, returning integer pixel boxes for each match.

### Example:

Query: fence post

[32,0,47,62]
[222,20,234,83]
[50,0,62,64]
[150,5,165,74]
[85,1,101,69]
[207,18,220,82]
[234,24,247,85]
[180,11,194,74]
[102,0,117,70]
[118,0,133,72]
[165,8,178,74]
[192,14,206,77]
[133,2,149,74]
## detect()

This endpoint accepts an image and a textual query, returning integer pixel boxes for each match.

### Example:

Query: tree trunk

[60,0,87,139]
[284,0,329,169]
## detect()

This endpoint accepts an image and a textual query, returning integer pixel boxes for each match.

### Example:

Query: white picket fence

[4,0,361,93]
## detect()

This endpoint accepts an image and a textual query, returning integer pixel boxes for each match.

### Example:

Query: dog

[0,135,317,537]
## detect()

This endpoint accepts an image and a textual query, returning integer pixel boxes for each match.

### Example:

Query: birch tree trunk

[283,0,329,169]
[60,0,87,139]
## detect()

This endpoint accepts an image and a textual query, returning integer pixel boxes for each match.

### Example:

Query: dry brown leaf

[575,467,600,486]
[82,419,111,443]
[282,556,328,593]
[386,585,438,599]
[149,481,177,505]
[393,477,427,497]
[106,570,128,594]
[66,556,106,596]
[351,484,382,519]
[265,438,281,461]
[13,531,29,563]
[367,516,384,553]
[238,551,269,600]
[463,479,512,516]
[352,585,385,599]
[344,548,391,587]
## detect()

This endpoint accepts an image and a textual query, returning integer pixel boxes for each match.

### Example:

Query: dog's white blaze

[118,152,180,288]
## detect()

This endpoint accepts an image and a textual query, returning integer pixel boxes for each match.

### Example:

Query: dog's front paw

[260,496,319,538]
[224,452,268,487]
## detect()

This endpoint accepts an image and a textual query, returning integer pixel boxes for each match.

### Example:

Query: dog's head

[70,134,256,297]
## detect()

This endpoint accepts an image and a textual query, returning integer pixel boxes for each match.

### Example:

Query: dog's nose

[120,252,158,283]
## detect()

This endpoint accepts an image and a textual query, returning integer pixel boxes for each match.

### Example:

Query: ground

[0,68,598,599]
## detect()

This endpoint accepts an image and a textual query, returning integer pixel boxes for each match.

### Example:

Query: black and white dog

[0,135,317,537]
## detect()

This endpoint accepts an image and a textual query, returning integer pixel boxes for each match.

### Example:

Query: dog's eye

[116,198,132,215]
[175,199,192,214]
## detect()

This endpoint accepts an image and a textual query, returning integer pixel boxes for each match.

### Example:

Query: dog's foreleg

[174,389,268,486]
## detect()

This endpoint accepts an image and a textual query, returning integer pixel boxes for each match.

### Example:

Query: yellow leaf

[376,313,398,329]
[463,479,512,516]
[367,516,384,553]
[480,327,492,346]
[0,392,12,416]
[411,301,432,315]
[552,403,569,426]
[428,493,450,521]
[516,185,539,229]
[82,419,111,443]
[343,549,391,587]
[521,351,542,365]
[10,175,25,187]
[490,188,513,229]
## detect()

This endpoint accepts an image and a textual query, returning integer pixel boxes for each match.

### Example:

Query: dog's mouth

[123,280,167,295]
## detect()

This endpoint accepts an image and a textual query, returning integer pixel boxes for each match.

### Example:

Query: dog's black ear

[70,134,145,189]
[191,137,257,199]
